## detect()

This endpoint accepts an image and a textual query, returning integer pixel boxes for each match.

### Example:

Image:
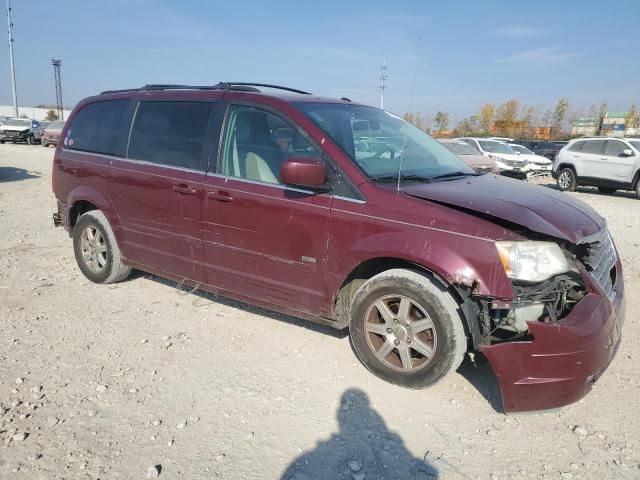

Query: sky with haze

[1,0,639,123]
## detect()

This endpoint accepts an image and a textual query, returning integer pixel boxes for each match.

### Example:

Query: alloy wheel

[364,295,437,372]
[558,171,571,189]
[79,225,107,273]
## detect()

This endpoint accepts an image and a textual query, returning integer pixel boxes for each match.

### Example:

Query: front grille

[505,160,523,167]
[580,229,617,299]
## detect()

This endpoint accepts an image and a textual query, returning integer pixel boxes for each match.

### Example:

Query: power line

[52,59,63,120]
[6,0,18,117]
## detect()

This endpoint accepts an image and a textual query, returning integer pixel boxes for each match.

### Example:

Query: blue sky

[2,0,639,122]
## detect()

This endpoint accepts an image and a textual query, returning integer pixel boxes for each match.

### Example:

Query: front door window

[220,105,322,185]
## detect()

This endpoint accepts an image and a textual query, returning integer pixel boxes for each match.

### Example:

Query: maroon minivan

[52,83,625,412]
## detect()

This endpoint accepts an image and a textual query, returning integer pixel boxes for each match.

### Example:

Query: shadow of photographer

[281,388,440,479]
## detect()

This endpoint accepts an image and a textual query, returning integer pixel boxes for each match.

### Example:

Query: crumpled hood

[519,153,551,164]
[403,174,605,243]
[1,126,29,132]
[459,154,496,168]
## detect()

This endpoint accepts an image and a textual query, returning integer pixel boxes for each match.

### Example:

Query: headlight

[495,241,569,282]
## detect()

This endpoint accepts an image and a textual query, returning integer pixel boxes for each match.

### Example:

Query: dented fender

[328,228,514,300]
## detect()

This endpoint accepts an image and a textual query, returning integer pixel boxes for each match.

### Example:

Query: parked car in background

[51,82,625,412]
[508,143,552,175]
[41,120,66,147]
[518,140,566,161]
[456,137,529,179]
[0,118,43,144]
[553,137,640,198]
[438,139,499,173]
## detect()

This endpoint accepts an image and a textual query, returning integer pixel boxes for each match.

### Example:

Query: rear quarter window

[127,101,212,170]
[65,99,130,156]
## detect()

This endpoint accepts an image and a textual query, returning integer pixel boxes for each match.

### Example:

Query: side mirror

[514,151,521,155]
[279,156,329,191]
[622,148,634,156]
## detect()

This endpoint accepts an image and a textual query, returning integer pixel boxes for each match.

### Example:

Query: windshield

[4,119,31,128]
[630,141,640,152]
[294,103,475,180]
[509,144,534,155]
[479,140,514,154]
[442,141,480,156]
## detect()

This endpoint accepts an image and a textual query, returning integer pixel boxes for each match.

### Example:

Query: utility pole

[379,58,387,109]
[6,0,18,117]
[52,59,63,120]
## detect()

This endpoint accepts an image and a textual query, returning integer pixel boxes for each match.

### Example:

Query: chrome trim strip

[333,195,366,204]
[205,172,316,195]
[62,148,205,175]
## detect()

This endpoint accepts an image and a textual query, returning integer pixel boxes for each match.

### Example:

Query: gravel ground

[1,144,639,480]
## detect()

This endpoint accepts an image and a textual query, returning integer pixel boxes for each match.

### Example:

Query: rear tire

[73,210,131,284]
[349,269,467,388]
[557,168,577,191]
[598,187,616,194]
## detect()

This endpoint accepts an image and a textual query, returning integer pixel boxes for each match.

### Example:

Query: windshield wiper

[369,174,432,183]
[429,171,482,181]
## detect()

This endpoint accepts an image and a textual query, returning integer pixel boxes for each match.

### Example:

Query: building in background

[0,105,72,121]
[571,117,599,136]
[489,121,553,140]
[600,112,627,137]
[570,112,640,138]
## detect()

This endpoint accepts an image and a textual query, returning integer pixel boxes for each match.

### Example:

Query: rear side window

[580,140,605,155]
[568,141,584,152]
[604,140,627,157]
[127,101,212,170]
[66,99,130,156]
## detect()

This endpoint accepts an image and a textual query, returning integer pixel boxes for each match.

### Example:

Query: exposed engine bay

[487,273,585,341]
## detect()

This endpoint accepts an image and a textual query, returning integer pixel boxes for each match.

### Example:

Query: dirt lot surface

[1,144,639,480]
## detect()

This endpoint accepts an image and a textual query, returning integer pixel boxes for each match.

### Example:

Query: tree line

[404,99,640,140]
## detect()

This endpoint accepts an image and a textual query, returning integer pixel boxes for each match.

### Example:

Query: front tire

[26,135,34,145]
[73,210,131,284]
[349,269,467,388]
[557,168,577,191]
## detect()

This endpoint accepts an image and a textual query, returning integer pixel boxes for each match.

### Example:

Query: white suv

[553,137,640,198]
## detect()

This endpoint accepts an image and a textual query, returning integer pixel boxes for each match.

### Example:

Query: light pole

[379,58,387,109]
[6,0,18,117]
[52,59,63,120]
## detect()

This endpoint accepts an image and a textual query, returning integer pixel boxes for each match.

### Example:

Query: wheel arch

[333,256,474,346]
[66,186,121,238]
[632,168,640,189]
[556,162,577,175]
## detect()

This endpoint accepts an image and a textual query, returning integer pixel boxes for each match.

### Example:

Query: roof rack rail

[100,84,223,95]
[214,82,312,95]
[100,82,312,95]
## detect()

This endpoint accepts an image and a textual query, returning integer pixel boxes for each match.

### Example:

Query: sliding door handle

[172,184,198,195]
[207,190,233,202]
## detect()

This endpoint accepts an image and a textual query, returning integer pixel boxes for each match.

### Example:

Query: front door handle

[172,184,198,195]
[207,190,233,202]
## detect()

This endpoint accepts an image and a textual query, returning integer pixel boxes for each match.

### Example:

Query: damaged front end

[459,229,625,412]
